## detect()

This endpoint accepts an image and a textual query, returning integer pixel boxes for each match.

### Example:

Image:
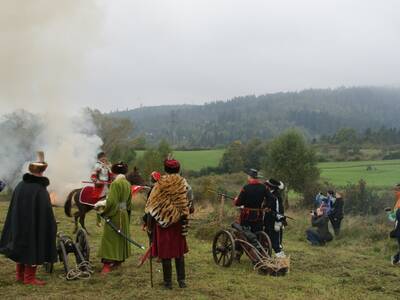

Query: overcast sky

[1,0,400,113]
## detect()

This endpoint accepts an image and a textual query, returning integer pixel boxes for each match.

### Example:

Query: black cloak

[0,173,57,265]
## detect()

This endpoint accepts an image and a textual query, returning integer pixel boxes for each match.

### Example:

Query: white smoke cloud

[0,1,104,205]
[0,110,102,205]
[40,111,103,205]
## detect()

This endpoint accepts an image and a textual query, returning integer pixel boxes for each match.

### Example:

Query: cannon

[212,223,289,276]
[44,228,93,280]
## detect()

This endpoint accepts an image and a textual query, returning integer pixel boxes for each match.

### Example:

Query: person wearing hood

[0,151,57,286]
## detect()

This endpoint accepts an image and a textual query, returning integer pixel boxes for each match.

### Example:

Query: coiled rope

[253,256,290,275]
[60,261,94,281]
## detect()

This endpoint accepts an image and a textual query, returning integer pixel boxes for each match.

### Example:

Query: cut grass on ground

[0,202,399,299]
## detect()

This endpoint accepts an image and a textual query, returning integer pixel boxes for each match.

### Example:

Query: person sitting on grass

[305,207,333,246]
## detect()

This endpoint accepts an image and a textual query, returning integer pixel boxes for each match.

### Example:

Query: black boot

[161,259,172,289]
[175,256,186,288]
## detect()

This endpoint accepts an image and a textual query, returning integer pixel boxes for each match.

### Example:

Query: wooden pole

[219,194,225,224]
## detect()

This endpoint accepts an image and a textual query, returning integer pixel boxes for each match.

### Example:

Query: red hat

[151,171,161,182]
[164,158,180,173]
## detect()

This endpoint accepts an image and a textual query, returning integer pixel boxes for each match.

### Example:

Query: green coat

[98,176,132,261]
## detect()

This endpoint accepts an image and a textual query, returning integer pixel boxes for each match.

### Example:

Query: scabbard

[99,214,145,250]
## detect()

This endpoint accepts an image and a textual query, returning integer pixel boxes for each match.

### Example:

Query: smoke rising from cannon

[0,1,104,204]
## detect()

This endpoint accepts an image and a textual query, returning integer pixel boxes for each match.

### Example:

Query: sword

[208,189,236,201]
[97,213,145,250]
[82,181,113,184]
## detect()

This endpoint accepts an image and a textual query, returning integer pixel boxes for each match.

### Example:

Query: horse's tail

[64,189,79,217]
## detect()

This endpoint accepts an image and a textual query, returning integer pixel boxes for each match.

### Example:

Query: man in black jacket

[0,152,57,286]
[329,192,344,236]
[264,179,286,257]
[234,169,273,233]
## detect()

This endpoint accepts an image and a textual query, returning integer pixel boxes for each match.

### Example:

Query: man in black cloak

[0,151,57,286]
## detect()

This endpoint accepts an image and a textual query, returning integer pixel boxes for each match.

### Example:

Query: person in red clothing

[234,169,274,233]
[90,152,113,201]
[145,158,191,289]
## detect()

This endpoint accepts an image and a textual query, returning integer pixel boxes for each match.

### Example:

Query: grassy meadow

[319,160,400,187]
[1,200,400,299]
[137,149,399,187]
[136,149,225,172]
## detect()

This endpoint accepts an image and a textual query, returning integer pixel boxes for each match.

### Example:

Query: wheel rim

[256,231,273,257]
[212,230,235,267]
[76,228,90,261]
[58,240,70,274]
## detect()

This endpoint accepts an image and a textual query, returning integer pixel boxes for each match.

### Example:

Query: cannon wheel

[256,231,273,257]
[212,230,235,267]
[76,228,90,262]
[58,239,70,275]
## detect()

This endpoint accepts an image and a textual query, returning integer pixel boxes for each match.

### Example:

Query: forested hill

[110,87,400,147]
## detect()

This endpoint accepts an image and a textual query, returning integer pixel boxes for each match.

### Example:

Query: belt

[118,202,127,210]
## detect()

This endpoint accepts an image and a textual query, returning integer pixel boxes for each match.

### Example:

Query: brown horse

[64,167,146,234]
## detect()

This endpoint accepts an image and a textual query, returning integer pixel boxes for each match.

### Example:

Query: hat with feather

[265,178,285,190]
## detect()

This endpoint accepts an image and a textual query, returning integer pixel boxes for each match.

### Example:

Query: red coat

[151,222,188,259]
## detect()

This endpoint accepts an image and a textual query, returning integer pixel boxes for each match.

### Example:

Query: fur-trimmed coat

[0,173,57,265]
[145,174,189,228]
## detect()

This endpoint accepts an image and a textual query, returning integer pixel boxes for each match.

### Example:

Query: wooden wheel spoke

[217,253,224,264]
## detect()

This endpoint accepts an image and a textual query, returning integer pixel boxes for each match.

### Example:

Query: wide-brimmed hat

[245,168,262,179]
[29,151,48,174]
[111,161,128,175]
[265,178,285,190]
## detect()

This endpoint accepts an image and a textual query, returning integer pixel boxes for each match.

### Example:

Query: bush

[383,151,400,160]
[343,180,393,215]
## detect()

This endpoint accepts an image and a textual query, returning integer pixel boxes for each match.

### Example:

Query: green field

[136,149,399,187]
[1,202,400,299]
[137,149,225,172]
[320,160,400,187]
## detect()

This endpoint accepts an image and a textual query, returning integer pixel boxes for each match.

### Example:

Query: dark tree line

[111,87,400,148]
[321,126,400,146]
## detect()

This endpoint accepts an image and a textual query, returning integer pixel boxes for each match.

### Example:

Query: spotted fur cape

[145,174,189,228]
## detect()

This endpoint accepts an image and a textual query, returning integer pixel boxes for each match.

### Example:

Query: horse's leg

[73,211,80,234]
[80,210,89,235]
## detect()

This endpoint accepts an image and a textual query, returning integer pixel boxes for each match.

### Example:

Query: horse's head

[126,166,145,185]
